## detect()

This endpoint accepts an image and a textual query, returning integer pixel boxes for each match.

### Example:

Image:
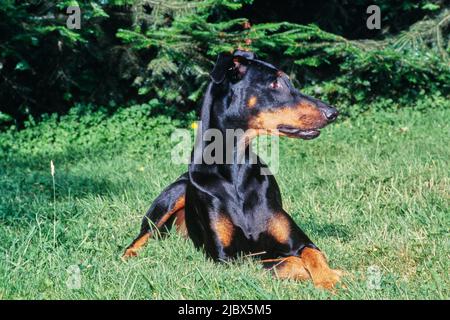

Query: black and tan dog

[123,50,342,290]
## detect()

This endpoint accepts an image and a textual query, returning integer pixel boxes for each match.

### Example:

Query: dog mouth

[276,125,321,140]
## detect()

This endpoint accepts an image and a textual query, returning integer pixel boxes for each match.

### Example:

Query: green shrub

[117,1,449,116]
[1,0,448,125]
[0,102,196,165]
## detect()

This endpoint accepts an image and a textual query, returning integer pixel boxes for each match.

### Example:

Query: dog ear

[210,53,233,84]
[230,50,255,81]
[233,50,256,61]
[210,50,256,84]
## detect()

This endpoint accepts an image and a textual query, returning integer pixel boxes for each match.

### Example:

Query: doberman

[123,50,343,290]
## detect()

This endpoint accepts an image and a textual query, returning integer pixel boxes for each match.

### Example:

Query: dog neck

[189,82,265,178]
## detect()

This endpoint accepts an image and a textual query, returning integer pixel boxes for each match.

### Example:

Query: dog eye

[269,80,282,89]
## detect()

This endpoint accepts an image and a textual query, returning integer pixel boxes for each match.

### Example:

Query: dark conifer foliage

[0,0,448,126]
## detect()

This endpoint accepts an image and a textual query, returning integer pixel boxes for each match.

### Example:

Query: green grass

[0,105,449,299]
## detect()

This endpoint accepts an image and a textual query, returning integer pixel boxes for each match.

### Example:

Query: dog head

[210,50,338,140]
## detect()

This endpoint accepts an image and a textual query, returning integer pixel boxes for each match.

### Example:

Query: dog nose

[323,106,339,122]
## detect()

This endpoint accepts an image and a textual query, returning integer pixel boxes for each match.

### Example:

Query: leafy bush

[0,0,448,126]
[0,102,196,165]
[117,1,449,116]
[0,0,136,124]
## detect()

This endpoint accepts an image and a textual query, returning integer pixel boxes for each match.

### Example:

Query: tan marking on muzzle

[248,102,325,132]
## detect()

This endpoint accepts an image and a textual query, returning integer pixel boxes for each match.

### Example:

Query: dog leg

[262,256,310,281]
[122,173,188,259]
[265,211,343,290]
[300,247,343,290]
[172,208,188,238]
[262,251,342,291]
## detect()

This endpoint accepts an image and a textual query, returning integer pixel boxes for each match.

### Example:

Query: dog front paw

[313,268,343,291]
[121,249,138,261]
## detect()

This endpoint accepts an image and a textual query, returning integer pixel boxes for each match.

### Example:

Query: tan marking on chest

[211,214,234,247]
[247,96,258,108]
[268,213,291,244]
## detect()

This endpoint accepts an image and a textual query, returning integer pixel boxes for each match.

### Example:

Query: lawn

[0,105,448,299]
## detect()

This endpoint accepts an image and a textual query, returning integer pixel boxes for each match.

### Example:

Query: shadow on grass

[0,146,124,223]
[305,221,354,242]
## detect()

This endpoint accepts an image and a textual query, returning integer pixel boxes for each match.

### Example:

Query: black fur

[125,50,339,263]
